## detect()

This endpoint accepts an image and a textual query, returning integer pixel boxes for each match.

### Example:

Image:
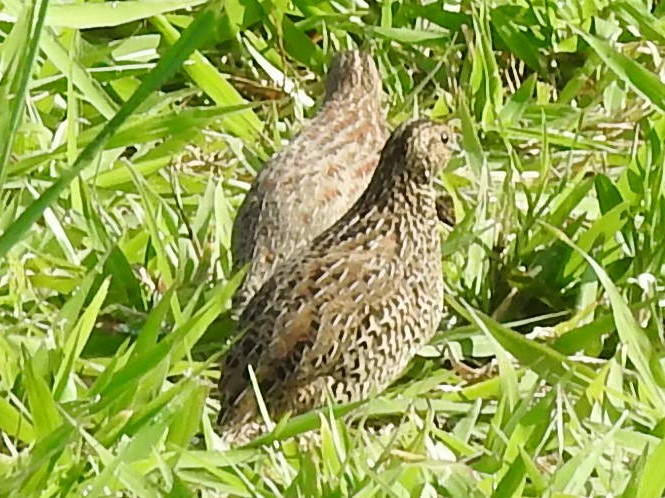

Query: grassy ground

[2,0,665,496]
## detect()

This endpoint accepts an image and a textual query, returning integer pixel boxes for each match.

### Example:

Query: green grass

[2,0,665,496]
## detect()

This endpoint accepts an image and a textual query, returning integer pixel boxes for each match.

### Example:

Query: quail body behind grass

[231,50,388,313]
[218,118,454,444]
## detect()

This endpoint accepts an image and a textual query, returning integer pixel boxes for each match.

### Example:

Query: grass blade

[572,26,665,112]
[0,4,219,260]
[0,0,49,188]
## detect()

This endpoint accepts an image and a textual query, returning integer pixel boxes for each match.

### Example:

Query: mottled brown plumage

[436,193,456,226]
[231,50,388,313]
[218,118,454,444]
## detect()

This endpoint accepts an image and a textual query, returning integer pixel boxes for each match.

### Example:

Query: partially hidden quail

[231,50,388,313]
[218,118,455,444]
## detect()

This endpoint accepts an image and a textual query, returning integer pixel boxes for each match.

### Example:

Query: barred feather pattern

[218,119,454,445]
[231,50,389,314]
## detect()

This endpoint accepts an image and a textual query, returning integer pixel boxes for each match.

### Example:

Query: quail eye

[440,133,450,144]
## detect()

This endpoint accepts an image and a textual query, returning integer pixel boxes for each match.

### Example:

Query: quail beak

[447,136,462,155]
[436,133,461,176]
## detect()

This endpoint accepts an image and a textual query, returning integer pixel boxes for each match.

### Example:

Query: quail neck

[218,118,453,444]
[230,50,388,313]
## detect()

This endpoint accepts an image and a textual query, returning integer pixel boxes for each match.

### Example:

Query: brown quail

[231,50,388,313]
[218,118,454,444]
